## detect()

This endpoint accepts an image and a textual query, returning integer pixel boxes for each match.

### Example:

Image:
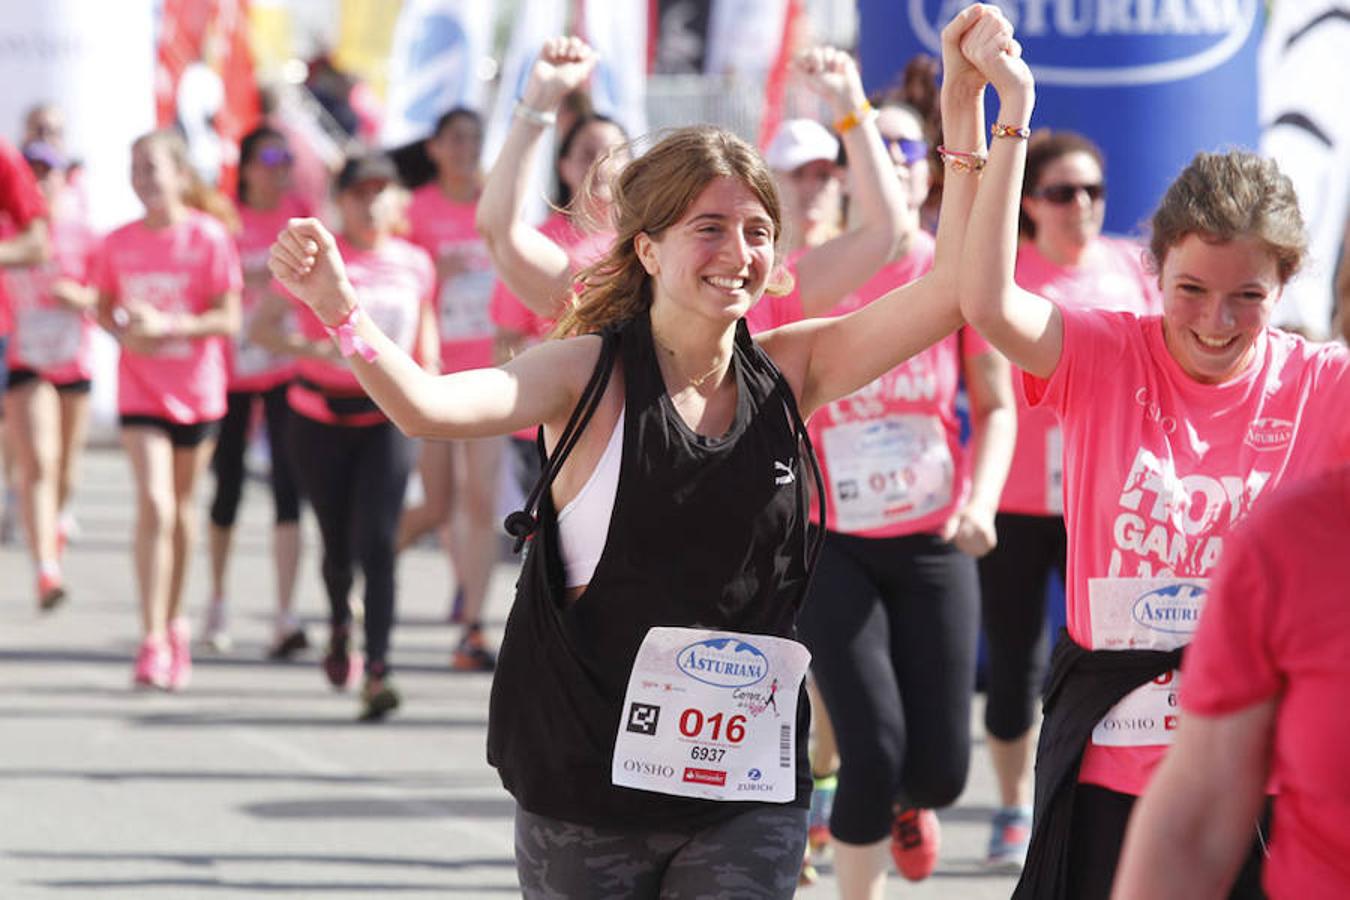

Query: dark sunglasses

[883,137,929,166]
[1036,182,1105,204]
[256,146,294,167]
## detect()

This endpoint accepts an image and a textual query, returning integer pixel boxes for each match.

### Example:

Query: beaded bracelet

[991,122,1031,140]
[936,145,988,173]
[833,100,875,135]
[513,101,557,127]
[323,306,379,362]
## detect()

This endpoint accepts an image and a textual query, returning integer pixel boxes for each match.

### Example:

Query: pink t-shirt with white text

[4,212,99,382]
[1001,237,1161,515]
[744,247,808,335]
[289,235,434,427]
[231,195,311,392]
[96,210,240,423]
[1026,303,1350,795]
[805,233,990,536]
[407,185,497,373]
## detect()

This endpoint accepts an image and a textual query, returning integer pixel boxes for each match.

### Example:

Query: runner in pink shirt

[252,152,437,722]
[975,130,1162,871]
[2,141,96,611]
[790,99,1015,893]
[397,108,506,670]
[1116,465,1350,899]
[956,13,1350,897]
[95,129,242,692]
[202,126,311,658]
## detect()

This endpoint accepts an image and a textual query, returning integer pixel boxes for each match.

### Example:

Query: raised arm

[789,47,908,317]
[956,10,1063,378]
[1111,701,1275,899]
[475,36,596,317]
[762,4,1000,417]
[270,217,591,440]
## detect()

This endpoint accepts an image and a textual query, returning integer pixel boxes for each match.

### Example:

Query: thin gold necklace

[653,335,727,390]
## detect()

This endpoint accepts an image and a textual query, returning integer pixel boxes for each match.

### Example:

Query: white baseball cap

[764,119,840,173]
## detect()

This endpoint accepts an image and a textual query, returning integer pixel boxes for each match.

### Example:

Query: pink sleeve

[206,226,243,297]
[92,236,116,296]
[490,280,536,332]
[1022,303,1120,413]
[960,325,992,359]
[1180,522,1281,715]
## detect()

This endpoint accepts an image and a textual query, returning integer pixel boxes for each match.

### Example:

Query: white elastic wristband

[513,101,557,128]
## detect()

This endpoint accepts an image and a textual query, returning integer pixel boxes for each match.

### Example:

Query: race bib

[436,245,495,342]
[1088,577,1208,747]
[612,627,810,802]
[16,307,82,368]
[1046,424,1064,515]
[821,414,953,532]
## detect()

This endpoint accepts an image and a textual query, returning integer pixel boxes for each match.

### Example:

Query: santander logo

[907,0,1259,86]
[1244,418,1294,451]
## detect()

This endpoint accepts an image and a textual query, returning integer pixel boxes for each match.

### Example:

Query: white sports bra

[556,408,624,588]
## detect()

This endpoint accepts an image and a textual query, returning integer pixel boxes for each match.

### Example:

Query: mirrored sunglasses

[257,146,294,168]
[884,138,929,166]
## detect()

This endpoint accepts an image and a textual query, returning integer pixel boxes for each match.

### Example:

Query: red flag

[757,0,804,150]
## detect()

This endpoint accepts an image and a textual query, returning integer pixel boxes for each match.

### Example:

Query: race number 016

[679,709,747,744]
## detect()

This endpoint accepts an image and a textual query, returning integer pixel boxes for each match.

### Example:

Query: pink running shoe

[166,618,192,691]
[133,636,171,690]
[890,807,941,882]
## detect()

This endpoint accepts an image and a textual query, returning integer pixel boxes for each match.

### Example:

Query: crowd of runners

[3,7,1349,898]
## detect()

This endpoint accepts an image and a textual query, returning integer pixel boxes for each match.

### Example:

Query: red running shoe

[890,807,940,882]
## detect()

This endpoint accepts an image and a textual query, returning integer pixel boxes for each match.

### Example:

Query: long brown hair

[555,126,791,338]
[133,128,239,232]
[1148,150,1306,283]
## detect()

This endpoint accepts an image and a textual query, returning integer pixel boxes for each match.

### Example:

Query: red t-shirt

[1181,466,1350,899]
[0,138,49,336]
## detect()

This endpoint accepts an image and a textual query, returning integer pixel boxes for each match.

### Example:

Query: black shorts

[120,414,222,449]
[5,367,93,394]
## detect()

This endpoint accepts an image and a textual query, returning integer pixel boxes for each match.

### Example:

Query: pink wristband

[323,306,379,362]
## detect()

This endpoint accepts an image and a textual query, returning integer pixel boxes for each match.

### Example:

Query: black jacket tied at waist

[1013,630,1184,899]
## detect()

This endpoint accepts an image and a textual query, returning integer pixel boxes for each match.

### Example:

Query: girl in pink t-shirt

[202,126,311,659]
[956,15,1350,897]
[975,129,1163,869]
[95,129,242,692]
[253,152,437,722]
[2,142,98,611]
[397,108,506,669]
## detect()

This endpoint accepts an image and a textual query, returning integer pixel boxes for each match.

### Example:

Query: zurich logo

[1131,582,1206,635]
[908,0,1259,86]
[748,768,763,781]
[677,638,769,688]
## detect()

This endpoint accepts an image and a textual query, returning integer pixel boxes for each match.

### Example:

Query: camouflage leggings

[514,804,809,899]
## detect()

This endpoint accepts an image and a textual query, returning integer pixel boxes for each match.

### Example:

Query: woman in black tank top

[267,14,1012,896]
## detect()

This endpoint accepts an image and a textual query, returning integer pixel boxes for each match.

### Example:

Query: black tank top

[488,311,821,829]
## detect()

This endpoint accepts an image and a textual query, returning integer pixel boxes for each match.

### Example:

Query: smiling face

[1023,151,1105,255]
[637,176,776,325]
[1159,233,1282,384]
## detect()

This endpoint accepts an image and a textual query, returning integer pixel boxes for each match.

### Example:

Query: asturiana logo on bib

[1244,418,1294,451]
[908,0,1259,86]
[677,638,768,688]
[1131,582,1206,634]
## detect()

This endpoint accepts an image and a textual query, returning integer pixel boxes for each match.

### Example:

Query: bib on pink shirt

[1001,237,1161,516]
[1025,303,1350,796]
[407,184,497,373]
[1180,466,1350,899]
[231,195,311,393]
[95,210,241,423]
[5,212,99,382]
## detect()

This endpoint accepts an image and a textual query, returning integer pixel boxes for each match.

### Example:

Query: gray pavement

[1,446,1020,898]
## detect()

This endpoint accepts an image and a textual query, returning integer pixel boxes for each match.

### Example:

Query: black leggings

[210,386,301,528]
[1067,784,1269,899]
[796,530,979,845]
[288,413,413,671]
[978,513,1066,740]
